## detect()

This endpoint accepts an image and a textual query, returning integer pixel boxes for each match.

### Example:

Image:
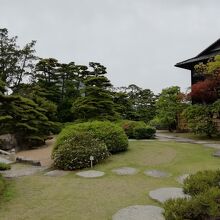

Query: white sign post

[90,156,94,168]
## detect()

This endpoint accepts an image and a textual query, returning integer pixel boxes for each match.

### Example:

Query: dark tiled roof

[175,38,220,70]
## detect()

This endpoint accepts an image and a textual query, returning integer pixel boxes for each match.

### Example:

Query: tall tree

[155,86,186,131]
[0,28,36,91]
[72,62,117,121]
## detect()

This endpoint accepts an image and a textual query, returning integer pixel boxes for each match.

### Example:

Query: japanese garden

[1,14,220,220]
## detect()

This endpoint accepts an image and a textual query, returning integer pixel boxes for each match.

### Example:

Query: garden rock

[112,167,138,175]
[44,170,69,177]
[112,205,164,220]
[76,170,105,178]
[149,187,189,203]
[144,170,171,178]
[0,156,13,164]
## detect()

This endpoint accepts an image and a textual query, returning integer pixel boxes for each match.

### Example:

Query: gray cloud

[1,0,220,93]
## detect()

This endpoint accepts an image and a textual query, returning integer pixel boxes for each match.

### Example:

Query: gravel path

[112,205,164,220]
[16,137,55,167]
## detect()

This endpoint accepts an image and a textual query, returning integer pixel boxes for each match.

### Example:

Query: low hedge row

[117,120,156,139]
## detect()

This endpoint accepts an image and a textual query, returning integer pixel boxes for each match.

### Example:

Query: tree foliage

[155,86,187,131]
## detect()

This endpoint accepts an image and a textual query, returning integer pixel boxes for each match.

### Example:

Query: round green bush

[55,121,128,153]
[117,120,147,138]
[133,126,156,139]
[53,132,110,170]
[183,170,220,196]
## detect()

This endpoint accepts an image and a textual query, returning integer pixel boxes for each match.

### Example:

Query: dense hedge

[117,120,146,138]
[183,170,220,196]
[55,121,128,153]
[117,120,156,139]
[164,187,220,220]
[163,170,220,220]
[133,126,156,139]
[53,132,110,170]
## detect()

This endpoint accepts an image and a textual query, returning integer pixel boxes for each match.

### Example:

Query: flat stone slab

[144,170,171,178]
[44,170,69,177]
[213,150,220,157]
[112,167,138,175]
[149,187,189,203]
[76,170,105,178]
[112,205,164,220]
[176,174,189,184]
[0,167,44,178]
[203,144,220,149]
[0,156,13,164]
[194,141,209,144]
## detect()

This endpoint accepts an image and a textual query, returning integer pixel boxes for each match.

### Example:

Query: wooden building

[175,39,220,85]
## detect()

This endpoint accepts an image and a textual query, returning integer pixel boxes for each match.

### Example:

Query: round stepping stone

[176,174,189,184]
[112,167,138,175]
[144,170,171,178]
[44,170,69,177]
[76,170,105,178]
[204,144,220,149]
[213,150,220,157]
[112,205,164,220]
[0,167,44,178]
[149,187,189,203]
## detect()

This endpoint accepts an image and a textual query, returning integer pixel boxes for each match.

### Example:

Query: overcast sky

[1,0,220,94]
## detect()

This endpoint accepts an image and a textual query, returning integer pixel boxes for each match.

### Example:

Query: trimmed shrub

[55,121,128,153]
[183,170,220,196]
[163,187,220,220]
[0,162,11,171]
[117,120,147,138]
[133,126,156,139]
[53,132,110,170]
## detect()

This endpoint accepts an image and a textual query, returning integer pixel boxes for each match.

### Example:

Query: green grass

[0,140,220,220]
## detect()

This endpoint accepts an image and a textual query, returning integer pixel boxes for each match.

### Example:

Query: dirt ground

[16,137,55,167]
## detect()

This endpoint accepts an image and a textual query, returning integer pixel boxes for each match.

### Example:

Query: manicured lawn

[1,140,220,220]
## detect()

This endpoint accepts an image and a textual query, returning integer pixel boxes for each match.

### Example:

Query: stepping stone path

[144,170,171,178]
[213,150,220,157]
[76,170,105,178]
[149,187,189,203]
[112,167,138,175]
[112,205,164,220]
[0,166,44,178]
[176,174,189,184]
[44,170,69,177]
